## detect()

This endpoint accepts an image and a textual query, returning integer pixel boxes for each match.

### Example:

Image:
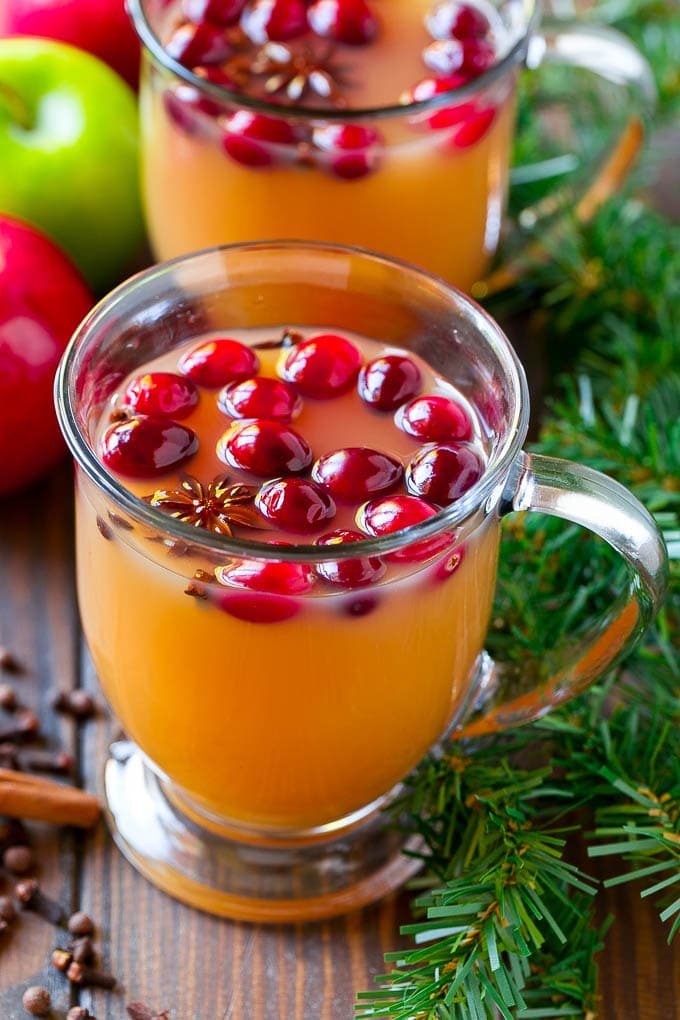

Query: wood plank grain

[0,466,80,1016]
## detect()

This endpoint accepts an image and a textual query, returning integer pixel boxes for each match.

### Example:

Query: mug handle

[456,452,668,738]
[475,20,656,297]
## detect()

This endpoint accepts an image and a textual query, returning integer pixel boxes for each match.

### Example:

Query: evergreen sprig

[358,0,680,1013]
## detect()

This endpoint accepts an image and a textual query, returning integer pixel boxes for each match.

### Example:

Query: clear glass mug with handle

[55,241,667,922]
[128,0,655,293]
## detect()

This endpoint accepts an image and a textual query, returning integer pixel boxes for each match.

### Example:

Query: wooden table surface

[1,457,679,1020]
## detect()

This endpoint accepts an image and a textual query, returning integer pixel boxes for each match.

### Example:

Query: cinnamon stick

[0,768,101,828]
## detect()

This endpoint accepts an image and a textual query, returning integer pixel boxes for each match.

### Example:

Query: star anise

[143,474,265,536]
[227,41,349,106]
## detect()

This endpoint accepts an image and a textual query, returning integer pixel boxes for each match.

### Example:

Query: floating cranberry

[312,447,403,502]
[215,556,312,622]
[449,105,495,147]
[222,109,297,167]
[406,443,484,505]
[256,478,336,531]
[358,354,422,411]
[433,544,466,582]
[307,0,379,45]
[356,494,453,562]
[182,0,247,25]
[312,123,382,180]
[165,20,233,66]
[123,372,199,419]
[240,0,309,43]
[218,419,312,476]
[280,333,362,396]
[396,395,472,442]
[402,75,473,131]
[178,338,259,387]
[216,557,314,594]
[460,37,496,75]
[215,591,300,623]
[163,69,237,134]
[425,1,491,41]
[219,376,301,422]
[315,529,385,588]
[101,416,198,478]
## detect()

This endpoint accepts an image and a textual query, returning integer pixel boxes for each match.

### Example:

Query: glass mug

[129,0,654,293]
[55,242,666,922]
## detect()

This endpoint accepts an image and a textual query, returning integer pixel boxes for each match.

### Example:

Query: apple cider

[140,0,517,290]
[77,326,500,830]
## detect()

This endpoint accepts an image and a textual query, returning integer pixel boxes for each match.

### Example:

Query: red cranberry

[425,1,491,40]
[219,376,301,422]
[448,105,495,147]
[433,544,466,582]
[256,478,336,531]
[122,372,199,419]
[401,75,474,131]
[178,338,259,387]
[356,494,449,562]
[460,37,496,75]
[216,557,313,594]
[215,591,300,622]
[101,416,198,478]
[218,419,312,476]
[222,109,297,167]
[307,0,379,45]
[312,447,403,502]
[395,395,472,442]
[312,123,382,179]
[315,529,385,588]
[358,354,422,411]
[182,0,247,25]
[165,21,234,66]
[406,443,484,505]
[280,333,361,397]
[214,556,312,622]
[240,0,309,43]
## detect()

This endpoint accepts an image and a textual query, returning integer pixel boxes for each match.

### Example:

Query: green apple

[0,36,144,293]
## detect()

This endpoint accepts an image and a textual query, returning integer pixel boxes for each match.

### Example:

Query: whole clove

[0,817,29,851]
[53,690,96,720]
[15,878,65,925]
[0,742,19,768]
[51,947,73,972]
[70,934,96,964]
[66,961,116,989]
[20,748,74,774]
[127,1004,170,1020]
[0,709,40,742]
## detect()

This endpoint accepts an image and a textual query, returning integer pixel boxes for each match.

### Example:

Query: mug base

[103,744,424,923]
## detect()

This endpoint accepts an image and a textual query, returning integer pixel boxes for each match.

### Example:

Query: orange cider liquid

[141,0,516,291]
[78,328,500,830]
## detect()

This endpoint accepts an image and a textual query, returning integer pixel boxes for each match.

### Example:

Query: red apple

[0,215,94,497]
[0,0,140,88]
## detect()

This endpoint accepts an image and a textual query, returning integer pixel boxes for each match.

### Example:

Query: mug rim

[55,239,530,563]
[128,0,539,122]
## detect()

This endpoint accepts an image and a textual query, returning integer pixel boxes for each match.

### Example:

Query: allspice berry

[21,985,51,1016]
[0,682,17,710]
[3,845,35,875]
[67,910,94,936]
[67,1008,94,1020]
